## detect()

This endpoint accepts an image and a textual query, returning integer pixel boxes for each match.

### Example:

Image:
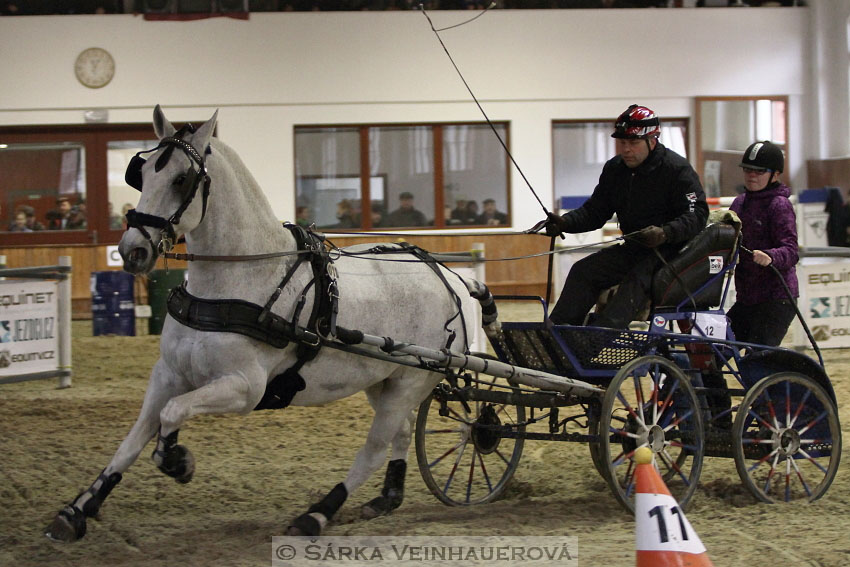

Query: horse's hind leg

[360,412,413,519]
[287,373,430,536]
[46,359,180,542]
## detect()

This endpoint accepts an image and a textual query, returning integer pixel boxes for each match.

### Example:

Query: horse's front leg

[46,359,182,542]
[151,367,266,482]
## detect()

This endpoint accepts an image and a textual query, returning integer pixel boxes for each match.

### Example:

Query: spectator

[449,196,470,225]
[20,205,44,231]
[538,104,708,328]
[385,191,427,227]
[476,198,508,225]
[295,205,311,228]
[66,205,87,229]
[9,211,31,232]
[333,199,358,229]
[727,141,798,346]
[109,202,123,229]
[465,201,480,224]
[47,197,73,230]
[370,201,385,228]
[120,203,134,231]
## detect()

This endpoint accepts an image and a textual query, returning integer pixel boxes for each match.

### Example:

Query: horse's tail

[463,278,501,339]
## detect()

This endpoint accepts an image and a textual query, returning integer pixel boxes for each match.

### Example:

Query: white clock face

[74,47,115,89]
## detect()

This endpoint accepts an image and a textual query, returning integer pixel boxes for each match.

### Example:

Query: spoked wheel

[733,372,842,503]
[600,355,704,513]
[415,355,525,506]
[587,402,607,478]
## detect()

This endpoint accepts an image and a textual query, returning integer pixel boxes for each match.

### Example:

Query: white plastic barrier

[0,256,72,387]
[794,247,850,349]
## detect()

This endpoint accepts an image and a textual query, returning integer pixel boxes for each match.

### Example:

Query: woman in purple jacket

[728,141,799,346]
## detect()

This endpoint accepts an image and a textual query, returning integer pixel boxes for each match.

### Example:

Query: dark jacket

[730,182,799,304]
[559,142,708,245]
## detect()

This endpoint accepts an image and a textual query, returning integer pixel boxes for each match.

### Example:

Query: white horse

[46,105,498,542]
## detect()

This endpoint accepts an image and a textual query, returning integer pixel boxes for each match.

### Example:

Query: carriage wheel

[415,355,525,506]
[599,355,704,514]
[732,372,842,503]
[587,403,607,478]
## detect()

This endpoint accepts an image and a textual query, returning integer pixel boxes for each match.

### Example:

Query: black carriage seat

[651,221,740,312]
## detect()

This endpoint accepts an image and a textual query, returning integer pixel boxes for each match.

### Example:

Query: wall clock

[74,47,115,89]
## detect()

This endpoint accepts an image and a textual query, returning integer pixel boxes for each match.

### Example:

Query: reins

[162,249,312,262]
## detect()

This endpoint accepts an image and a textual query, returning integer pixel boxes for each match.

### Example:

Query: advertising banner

[0,279,60,377]
[799,261,850,348]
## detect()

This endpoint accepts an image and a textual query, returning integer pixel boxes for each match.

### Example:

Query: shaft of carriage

[326,328,604,398]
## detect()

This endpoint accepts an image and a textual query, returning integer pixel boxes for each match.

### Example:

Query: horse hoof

[360,499,385,520]
[174,446,195,484]
[44,509,86,543]
[361,495,401,520]
[286,513,326,537]
[157,444,195,484]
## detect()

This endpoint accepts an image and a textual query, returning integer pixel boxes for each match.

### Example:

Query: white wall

[0,7,829,230]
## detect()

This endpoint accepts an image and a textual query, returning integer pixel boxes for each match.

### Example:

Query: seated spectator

[120,203,134,231]
[385,191,427,227]
[476,198,508,225]
[9,211,31,232]
[465,200,480,224]
[46,197,73,230]
[370,201,385,228]
[109,202,123,229]
[21,205,44,231]
[295,205,311,228]
[449,197,472,225]
[66,205,87,229]
[333,199,359,229]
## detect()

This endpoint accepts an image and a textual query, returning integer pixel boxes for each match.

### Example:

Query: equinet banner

[0,279,59,376]
[800,262,850,348]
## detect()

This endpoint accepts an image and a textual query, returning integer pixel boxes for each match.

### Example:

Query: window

[294,122,510,230]
[0,124,157,245]
[552,118,689,206]
[695,96,788,197]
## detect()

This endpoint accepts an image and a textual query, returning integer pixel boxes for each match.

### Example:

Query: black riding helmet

[739,140,784,173]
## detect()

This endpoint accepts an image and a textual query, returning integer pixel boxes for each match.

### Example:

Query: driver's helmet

[612,104,661,139]
[739,140,784,173]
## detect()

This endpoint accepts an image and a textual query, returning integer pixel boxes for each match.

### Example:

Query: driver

[540,104,708,328]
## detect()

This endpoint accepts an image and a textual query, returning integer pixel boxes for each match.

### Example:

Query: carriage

[46,107,841,543]
[413,219,842,513]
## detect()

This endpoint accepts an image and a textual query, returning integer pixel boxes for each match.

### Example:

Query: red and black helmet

[612,104,661,139]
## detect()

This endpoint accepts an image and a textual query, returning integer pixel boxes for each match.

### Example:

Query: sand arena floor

[1,305,848,567]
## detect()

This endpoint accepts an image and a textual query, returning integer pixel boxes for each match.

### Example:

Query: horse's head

[118,105,218,275]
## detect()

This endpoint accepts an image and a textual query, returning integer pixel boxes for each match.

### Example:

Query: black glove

[631,225,667,248]
[544,212,570,237]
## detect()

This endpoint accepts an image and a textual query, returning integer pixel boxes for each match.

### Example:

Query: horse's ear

[153,104,176,139]
[192,109,218,154]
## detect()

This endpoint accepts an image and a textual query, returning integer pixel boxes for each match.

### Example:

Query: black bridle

[124,125,211,254]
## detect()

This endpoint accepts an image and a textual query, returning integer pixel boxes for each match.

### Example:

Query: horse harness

[163,231,470,410]
[166,223,338,410]
[124,124,212,255]
[126,130,468,410]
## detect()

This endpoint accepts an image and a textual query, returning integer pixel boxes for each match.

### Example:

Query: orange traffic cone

[634,446,714,567]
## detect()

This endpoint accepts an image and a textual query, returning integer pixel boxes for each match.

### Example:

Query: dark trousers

[727,299,797,346]
[549,243,674,329]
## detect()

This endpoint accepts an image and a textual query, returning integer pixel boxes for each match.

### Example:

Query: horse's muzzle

[118,230,159,275]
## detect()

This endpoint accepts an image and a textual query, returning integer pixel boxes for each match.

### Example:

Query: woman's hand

[753,249,772,266]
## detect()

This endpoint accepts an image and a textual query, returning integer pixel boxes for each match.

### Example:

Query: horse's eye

[173,174,187,186]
